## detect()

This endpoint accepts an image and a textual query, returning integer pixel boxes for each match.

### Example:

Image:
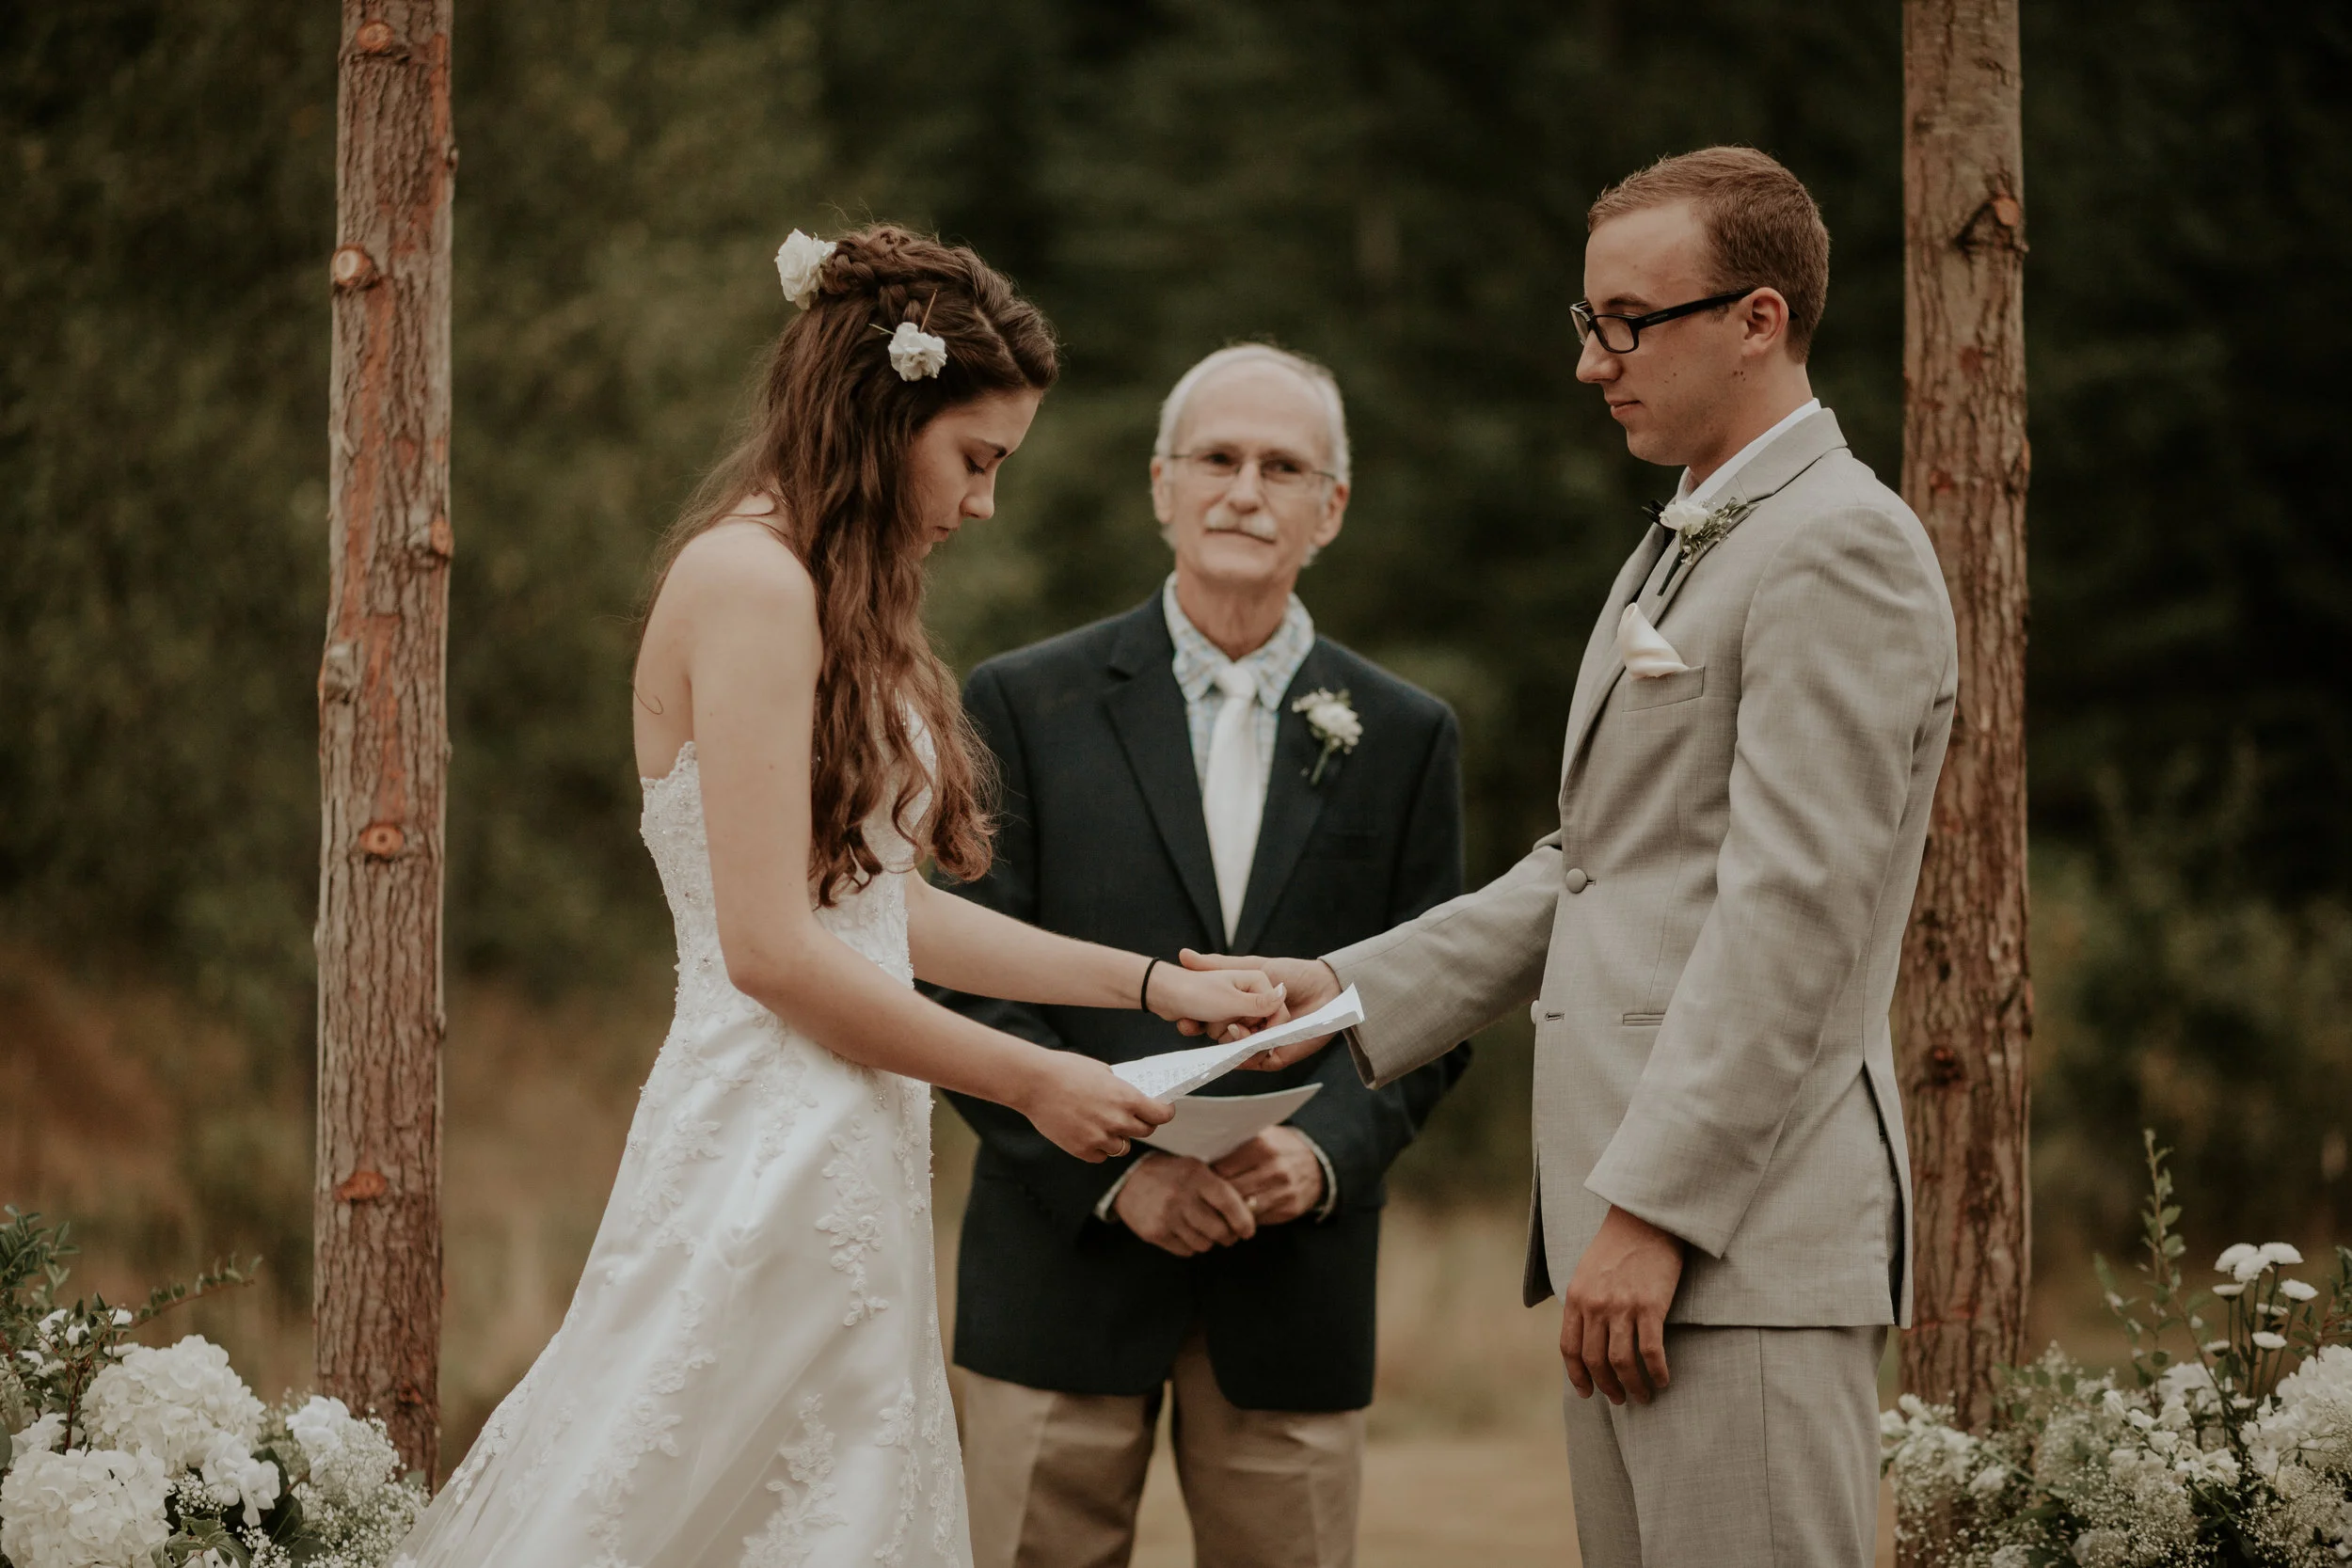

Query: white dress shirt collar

[1676,397,1823,508]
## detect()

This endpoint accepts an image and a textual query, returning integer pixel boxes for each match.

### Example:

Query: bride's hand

[1145,963,1285,1032]
[1018,1051,1174,1162]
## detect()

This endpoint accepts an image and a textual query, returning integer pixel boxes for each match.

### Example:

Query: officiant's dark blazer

[930,594,1470,1413]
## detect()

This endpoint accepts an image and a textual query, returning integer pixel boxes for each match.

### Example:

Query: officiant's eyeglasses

[1168,448,1337,497]
[1571,288,1757,354]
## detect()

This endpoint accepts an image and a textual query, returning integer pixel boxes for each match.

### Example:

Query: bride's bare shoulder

[661,515,816,623]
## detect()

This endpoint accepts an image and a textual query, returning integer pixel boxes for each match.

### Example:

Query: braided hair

[652,225,1059,904]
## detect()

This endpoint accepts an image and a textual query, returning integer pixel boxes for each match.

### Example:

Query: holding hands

[1171,949,1344,1068]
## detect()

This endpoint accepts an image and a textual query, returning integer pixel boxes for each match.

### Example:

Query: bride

[392,226,1284,1567]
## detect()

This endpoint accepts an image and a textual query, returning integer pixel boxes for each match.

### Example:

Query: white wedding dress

[394,742,970,1568]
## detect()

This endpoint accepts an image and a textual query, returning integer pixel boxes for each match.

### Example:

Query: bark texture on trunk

[315,0,454,1481]
[1897,0,2033,1448]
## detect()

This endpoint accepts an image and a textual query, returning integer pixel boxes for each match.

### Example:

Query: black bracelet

[1139,957,1162,1013]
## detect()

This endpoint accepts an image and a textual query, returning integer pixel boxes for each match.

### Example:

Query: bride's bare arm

[649,531,1270,1157]
[905,878,1284,1025]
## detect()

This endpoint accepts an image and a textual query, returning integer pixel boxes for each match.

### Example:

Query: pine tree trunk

[1897,0,2032,1453]
[315,0,455,1481]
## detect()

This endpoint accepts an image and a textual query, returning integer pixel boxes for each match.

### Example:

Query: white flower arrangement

[0,1210,424,1568]
[1883,1134,2352,1567]
[772,229,836,309]
[1290,688,1361,785]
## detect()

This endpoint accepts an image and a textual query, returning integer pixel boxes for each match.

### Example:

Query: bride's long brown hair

[650,225,1058,905]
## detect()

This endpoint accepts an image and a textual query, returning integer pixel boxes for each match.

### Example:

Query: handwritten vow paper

[1112,987,1365,1101]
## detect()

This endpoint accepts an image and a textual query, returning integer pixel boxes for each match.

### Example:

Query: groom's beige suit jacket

[1327,409,1956,1329]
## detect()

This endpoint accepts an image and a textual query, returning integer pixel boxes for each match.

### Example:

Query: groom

[1199,148,1959,1565]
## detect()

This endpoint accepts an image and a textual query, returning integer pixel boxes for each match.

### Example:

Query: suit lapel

[1644,409,1851,630]
[1556,522,1671,794]
[1231,643,1339,954]
[1556,410,1854,798]
[1104,604,1224,942]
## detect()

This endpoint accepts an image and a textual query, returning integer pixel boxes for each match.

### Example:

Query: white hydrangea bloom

[198,1431,281,1527]
[6,1413,65,1464]
[83,1335,267,1472]
[2259,1242,2304,1268]
[2253,1343,2352,1479]
[2280,1277,2319,1302]
[2253,1330,2290,1352]
[2217,1243,2261,1276]
[286,1395,401,1506]
[1989,1546,2034,1568]
[0,1447,170,1568]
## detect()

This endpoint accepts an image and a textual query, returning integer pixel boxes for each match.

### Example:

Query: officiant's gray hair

[1152,342,1352,485]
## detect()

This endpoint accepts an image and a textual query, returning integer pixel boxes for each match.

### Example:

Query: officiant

[930,343,1470,1568]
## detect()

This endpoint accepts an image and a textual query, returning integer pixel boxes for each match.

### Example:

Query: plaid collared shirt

[1161,575,1316,796]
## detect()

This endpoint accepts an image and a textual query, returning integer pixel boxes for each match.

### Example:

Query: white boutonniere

[1291,689,1361,785]
[1648,494,1758,593]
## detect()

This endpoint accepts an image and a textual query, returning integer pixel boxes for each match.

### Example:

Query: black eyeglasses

[1570,288,1756,354]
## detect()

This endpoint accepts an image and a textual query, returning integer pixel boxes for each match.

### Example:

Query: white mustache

[1202,512,1280,543]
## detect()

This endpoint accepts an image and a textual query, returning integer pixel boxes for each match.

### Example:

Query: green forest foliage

[3,0,2348,1240]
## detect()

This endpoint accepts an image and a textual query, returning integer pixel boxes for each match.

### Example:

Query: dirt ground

[1126,1430,1900,1566]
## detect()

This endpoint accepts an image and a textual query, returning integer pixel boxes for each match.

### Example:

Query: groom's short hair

[1588,147,1831,361]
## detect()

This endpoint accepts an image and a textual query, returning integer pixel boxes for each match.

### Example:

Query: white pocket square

[1615,603,1693,678]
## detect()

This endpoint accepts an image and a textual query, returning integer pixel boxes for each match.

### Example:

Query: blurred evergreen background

[4,0,2350,1428]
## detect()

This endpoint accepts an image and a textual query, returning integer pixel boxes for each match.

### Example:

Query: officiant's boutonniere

[1645,494,1759,594]
[1292,689,1361,785]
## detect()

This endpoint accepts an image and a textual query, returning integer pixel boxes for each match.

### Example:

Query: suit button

[1565,868,1590,894]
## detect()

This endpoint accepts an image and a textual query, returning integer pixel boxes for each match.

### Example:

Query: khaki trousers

[958,1331,1365,1568]
[1562,1323,1886,1568]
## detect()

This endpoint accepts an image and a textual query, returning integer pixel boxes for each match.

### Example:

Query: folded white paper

[1114,986,1365,1101]
[1142,1083,1325,1164]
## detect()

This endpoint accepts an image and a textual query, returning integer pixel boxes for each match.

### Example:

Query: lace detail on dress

[580,1290,719,1560]
[739,1397,846,1567]
[818,1119,891,1325]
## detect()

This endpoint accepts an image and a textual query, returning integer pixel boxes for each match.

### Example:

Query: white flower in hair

[887,320,949,381]
[773,230,835,309]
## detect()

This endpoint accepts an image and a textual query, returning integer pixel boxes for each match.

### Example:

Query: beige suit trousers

[1562,1323,1886,1568]
[958,1330,1365,1568]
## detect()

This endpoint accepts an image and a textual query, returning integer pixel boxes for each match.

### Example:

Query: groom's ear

[1739,287,1795,359]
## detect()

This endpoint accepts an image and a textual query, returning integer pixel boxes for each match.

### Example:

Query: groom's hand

[1562,1205,1685,1406]
[1176,951,1343,1069]
[1113,1152,1259,1256]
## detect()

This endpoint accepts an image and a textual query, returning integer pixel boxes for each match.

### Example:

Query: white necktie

[1201,663,1266,942]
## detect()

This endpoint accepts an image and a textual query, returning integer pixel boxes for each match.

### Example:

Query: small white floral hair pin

[774,229,836,309]
[873,293,949,382]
